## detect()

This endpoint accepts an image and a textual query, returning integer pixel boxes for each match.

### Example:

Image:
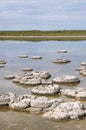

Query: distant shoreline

[0,35,86,38]
[0,30,86,41]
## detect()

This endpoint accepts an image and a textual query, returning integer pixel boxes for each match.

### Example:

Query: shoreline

[0,35,86,38]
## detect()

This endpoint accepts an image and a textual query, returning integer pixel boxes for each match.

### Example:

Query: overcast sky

[0,0,86,30]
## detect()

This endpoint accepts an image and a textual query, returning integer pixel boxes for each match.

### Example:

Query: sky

[0,0,86,31]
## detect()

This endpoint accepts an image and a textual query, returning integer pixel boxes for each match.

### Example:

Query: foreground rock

[13,71,51,86]
[43,102,86,121]
[61,88,86,99]
[0,93,16,106]
[0,93,86,121]
[31,84,61,96]
[52,58,71,64]
[53,75,80,84]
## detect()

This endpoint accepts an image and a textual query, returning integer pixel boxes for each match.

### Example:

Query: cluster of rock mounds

[4,70,81,96]
[76,61,86,76]
[0,92,86,121]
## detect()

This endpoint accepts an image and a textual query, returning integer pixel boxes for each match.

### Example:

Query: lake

[0,40,86,130]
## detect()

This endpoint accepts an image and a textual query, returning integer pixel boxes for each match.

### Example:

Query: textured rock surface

[61,88,86,99]
[12,71,51,86]
[31,84,60,95]
[0,93,86,121]
[53,75,80,84]
[43,102,86,121]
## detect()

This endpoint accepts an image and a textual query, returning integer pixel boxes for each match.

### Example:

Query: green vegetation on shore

[0,30,86,41]
[0,30,86,36]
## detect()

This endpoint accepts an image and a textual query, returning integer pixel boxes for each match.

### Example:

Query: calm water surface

[0,40,86,130]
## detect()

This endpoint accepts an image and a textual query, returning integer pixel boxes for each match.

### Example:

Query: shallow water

[0,40,86,130]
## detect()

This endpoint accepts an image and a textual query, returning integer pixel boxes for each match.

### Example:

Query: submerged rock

[52,58,71,64]
[31,84,60,95]
[53,75,80,84]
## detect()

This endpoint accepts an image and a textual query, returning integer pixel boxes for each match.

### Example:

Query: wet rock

[22,68,33,71]
[10,98,31,110]
[13,71,51,85]
[4,75,15,79]
[57,50,68,53]
[81,61,86,66]
[0,60,6,64]
[0,93,16,107]
[52,58,71,64]
[18,55,28,58]
[53,75,80,84]
[0,65,5,68]
[31,56,42,59]
[61,88,86,99]
[75,66,86,71]
[31,84,60,95]
[43,102,86,121]
[20,78,41,86]
[79,69,86,76]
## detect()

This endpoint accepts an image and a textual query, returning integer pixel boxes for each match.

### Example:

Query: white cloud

[0,0,86,30]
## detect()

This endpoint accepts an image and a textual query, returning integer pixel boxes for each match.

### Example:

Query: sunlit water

[0,40,86,130]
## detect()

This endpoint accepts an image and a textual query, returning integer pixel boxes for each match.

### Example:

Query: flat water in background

[0,40,86,130]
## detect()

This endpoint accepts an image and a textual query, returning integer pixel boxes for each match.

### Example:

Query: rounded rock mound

[0,60,6,64]
[79,69,86,76]
[18,55,28,58]
[22,68,33,71]
[57,50,68,53]
[31,84,61,96]
[81,61,86,66]
[31,56,42,59]
[52,58,71,64]
[53,75,80,84]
